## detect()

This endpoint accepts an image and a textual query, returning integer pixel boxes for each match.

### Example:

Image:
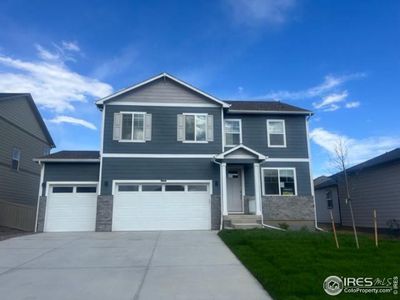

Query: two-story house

[0,93,55,231]
[34,73,315,232]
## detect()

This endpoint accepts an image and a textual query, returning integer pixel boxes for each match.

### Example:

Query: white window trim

[224,119,242,147]
[261,167,297,196]
[11,147,21,171]
[182,113,208,143]
[119,111,146,143]
[266,119,287,148]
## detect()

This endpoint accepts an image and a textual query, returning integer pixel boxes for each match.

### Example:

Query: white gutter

[33,158,100,163]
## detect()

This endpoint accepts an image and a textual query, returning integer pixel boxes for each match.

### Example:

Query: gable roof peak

[96,72,230,108]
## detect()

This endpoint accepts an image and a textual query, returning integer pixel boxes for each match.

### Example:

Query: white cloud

[226,0,296,26]
[0,45,113,112]
[322,104,340,112]
[310,127,400,167]
[61,41,80,52]
[346,101,360,108]
[49,115,97,130]
[313,91,348,109]
[35,44,60,61]
[264,73,365,100]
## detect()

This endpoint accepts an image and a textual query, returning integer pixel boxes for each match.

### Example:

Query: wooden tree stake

[373,209,378,248]
[330,210,339,249]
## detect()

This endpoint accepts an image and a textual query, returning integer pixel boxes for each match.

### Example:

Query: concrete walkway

[0,231,271,300]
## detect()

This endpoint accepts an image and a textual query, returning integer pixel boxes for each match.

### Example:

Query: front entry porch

[214,145,267,228]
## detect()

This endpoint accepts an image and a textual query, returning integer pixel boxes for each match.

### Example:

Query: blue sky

[0,0,399,177]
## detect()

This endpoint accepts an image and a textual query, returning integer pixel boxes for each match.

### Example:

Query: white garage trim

[112,180,213,195]
[44,182,99,232]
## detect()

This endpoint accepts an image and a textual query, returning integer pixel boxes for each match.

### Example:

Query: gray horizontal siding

[0,117,49,206]
[224,114,309,158]
[337,162,400,228]
[0,165,40,206]
[101,158,219,195]
[0,96,48,142]
[110,77,219,106]
[42,163,100,196]
[103,105,222,154]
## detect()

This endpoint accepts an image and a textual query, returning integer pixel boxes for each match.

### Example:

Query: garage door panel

[112,183,211,231]
[45,186,97,232]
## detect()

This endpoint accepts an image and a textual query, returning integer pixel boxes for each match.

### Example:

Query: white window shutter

[177,114,185,141]
[207,115,214,141]
[113,113,122,140]
[145,113,152,141]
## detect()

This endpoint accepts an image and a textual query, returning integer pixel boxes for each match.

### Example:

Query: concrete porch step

[231,223,263,229]
[224,215,261,224]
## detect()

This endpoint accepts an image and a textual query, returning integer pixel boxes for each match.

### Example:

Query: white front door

[112,182,211,231]
[227,167,243,213]
[44,184,98,232]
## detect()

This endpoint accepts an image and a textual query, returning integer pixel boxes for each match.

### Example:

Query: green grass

[218,229,400,300]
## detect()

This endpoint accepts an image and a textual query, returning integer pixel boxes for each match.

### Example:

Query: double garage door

[44,182,211,232]
[113,182,211,231]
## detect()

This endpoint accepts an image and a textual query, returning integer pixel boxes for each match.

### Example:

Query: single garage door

[112,182,211,231]
[44,184,98,232]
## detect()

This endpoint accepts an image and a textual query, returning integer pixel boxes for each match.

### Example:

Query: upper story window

[121,112,145,141]
[113,112,152,142]
[177,113,214,143]
[11,148,21,171]
[262,168,297,196]
[267,119,286,148]
[224,119,242,147]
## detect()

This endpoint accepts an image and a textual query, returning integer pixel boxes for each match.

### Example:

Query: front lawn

[219,229,400,300]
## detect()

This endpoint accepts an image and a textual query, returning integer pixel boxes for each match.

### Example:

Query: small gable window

[11,148,21,171]
[267,120,286,148]
[326,190,333,209]
[224,119,242,147]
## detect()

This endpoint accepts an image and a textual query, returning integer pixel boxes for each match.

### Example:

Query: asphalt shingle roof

[225,100,311,114]
[314,148,400,190]
[37,150,100,160]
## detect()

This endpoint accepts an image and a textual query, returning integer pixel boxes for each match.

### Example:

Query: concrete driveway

[0,231,270,300]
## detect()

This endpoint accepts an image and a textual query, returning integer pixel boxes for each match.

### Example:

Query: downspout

[306,114,324,231]
[34,162,45,233]
[212,158,224,230]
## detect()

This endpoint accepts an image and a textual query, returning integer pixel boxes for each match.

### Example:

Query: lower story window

[262,168,297,196]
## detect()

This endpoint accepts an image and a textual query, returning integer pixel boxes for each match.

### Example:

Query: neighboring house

[0,93,55,231]
[315,148,400,229]
[34,73,315,232]
[314,176,341,224]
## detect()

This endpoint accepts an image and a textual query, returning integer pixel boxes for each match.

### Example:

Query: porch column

[253,163,263,215]
[220,162,228,215]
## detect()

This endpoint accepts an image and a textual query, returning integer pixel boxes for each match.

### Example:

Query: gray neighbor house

[34,73,316,232]
[315,148,400,229]
[0,93,55,231]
